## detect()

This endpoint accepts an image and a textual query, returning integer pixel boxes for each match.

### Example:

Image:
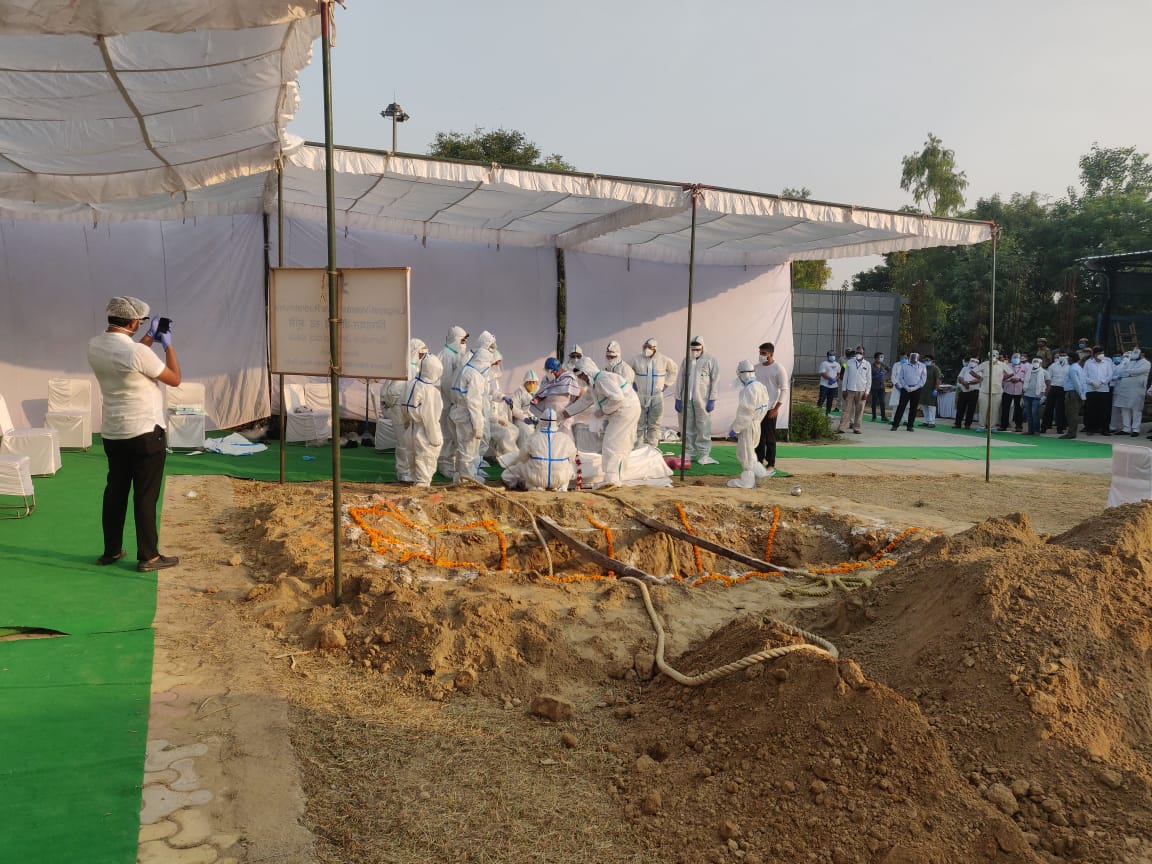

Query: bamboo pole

[537,517,662,585]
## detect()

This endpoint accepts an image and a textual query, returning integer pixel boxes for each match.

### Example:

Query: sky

[288,0,1152,288]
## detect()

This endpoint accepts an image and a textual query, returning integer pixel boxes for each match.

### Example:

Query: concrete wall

[791,289,901,375]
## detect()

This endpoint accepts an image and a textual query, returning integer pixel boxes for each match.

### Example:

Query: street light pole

[380,102,410,154]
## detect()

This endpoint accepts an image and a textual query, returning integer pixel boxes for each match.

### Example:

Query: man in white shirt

[838,350,871,434]
[1083,348,1114,434]
[816,350,839,415]
[973,351,1007,432]
[890,352,927,431]
[87,296,182,571]
[754,341,789,476]
[1041,351,1070,434]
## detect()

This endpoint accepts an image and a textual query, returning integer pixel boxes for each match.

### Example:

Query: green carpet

[0,630,153,864]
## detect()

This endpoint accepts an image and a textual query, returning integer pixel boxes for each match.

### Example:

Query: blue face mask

[827,355,836,363]
[1113,357,1123,365]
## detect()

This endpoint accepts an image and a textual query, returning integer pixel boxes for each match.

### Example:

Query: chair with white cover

[165,382,207,450]
[373,381,398,451]
[44,378,93,450]
[0,394,62,476]
[0,454,35,518]
[284,382,333,443]
[1107,443,1152,507]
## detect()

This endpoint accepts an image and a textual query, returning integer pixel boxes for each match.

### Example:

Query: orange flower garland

[764,505,781,561]
[674,503,707,576]
[586,513,616,576]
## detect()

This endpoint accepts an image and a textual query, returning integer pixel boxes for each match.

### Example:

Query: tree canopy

[429,127,575,171]
[900,133,968,216]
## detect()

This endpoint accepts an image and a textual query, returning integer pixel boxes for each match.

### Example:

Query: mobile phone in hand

[157,317,171,334]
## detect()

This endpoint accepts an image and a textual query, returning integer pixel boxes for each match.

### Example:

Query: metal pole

[277,161,286,485]
[678,187,699,480]
[321,4,343,605]
[391,114,397,154]
[985,224,999,483]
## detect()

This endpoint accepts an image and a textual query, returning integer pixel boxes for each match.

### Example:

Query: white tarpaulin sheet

[565,252,793,432]
[0,215,268,430]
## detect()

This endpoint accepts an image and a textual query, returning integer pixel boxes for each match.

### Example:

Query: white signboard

[269,267,411,378]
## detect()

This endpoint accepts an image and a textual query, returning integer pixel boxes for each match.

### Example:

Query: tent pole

[679,187,699,480]
[320,4,343,606]
[277,161,286,486]
[985,224,999,483]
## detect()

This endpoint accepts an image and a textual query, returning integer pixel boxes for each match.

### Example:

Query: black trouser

[816,385,837,413]
[755,411,777,467]
[870,386,887,419]
[1041,385,1065,432]
[999,393,1023,430]
[891,388,921,429]
[102,426,167,561]
[1084,391,1110,433]
[955,390,978,427]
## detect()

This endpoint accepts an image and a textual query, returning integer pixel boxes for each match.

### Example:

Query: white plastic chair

[373,380,398,451]
[165,382,207,450]
[284,382,333,443]
[44,378,93,450]
[0,454,35,518]
[0,394,61,476]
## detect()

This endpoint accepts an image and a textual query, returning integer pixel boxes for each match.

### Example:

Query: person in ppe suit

[500,408,576,491]
[564,344,584,371]
[510,369,539,424]
[436,326,469,475]
[631,337,678,447]
[727,359,771,488]
[402,354,443,487]
[449,345,494,482]
[674,335,720,464]
[604,340,635,386]
[1113,348,1150,436]
[484,349,519,464]
[564,358,642,488]
[380,338,427,482]
[532,357,582,432]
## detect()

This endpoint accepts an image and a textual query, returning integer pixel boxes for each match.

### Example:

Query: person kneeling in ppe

[564,358,642,488]
[675,335,720,464]
[631,338,679,447]
[727,359,771,489]
[381,338,428,481]
[403,354,444,487]
[449,346,495,483]
[501,408,576,491]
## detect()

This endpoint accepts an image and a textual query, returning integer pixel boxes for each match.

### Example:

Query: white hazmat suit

[449,347,494,482]
[380,338,427,482]
[675,337,720,463]
[436,326,469,475]
[631,339,678,447]
[604,341,635,386]
[727,360,771,489]
[501,408,576,491]
[567,359,643,487]
[403,354,444,487]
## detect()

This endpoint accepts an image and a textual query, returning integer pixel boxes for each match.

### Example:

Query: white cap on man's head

[107,296,150,319]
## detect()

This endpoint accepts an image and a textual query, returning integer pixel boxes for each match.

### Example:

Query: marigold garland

[674,503,706,576]
[765,506,781,561]
[586,513,616,576]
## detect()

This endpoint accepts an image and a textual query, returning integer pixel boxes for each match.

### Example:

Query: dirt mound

[610,617,1038,864]
[830,505,1152,863]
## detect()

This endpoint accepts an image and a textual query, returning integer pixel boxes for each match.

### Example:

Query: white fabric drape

[271,218,559,422]
[0,215,268,431]
[564,252,793,432]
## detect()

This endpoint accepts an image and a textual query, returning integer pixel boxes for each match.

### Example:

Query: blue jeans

[817,385,837,413]
[1022,396,1041,434]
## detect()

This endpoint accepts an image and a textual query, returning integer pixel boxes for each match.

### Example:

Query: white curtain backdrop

[0,215,268,431]
[272,218,559,422]
[564,252,793,432]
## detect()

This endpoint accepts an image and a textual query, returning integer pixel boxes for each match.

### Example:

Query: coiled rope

[620,575,838,686]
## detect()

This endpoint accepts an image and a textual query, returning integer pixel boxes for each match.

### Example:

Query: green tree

[429,127,576,171]
[782,187,832,289]
[900,133,968,216]
[1075,144,1152,199]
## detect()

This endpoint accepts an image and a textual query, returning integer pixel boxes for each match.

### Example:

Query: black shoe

[1131,432,1140,438]
[97,550,126,566]
[138,554,179,572]
[1059,433,1076,440]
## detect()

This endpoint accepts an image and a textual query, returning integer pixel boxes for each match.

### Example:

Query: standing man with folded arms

[88,296,181,572]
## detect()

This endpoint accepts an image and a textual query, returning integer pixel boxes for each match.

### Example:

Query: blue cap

[544,357,562,372]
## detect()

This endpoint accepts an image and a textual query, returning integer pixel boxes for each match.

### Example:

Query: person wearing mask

[954,357,981,429]
[1021,356,1047,435]
[510,370,539,426]
[754,342,789,477]
[888,353,908,415]
[890,352,927,431]
[603,341,635,386]
[727,359,771,488]
[631,338,678,447]
[919,354,942,428]
[564,344,584,371]
[483,349,519,465]
[500,408,577,492]
[403,354,444,487]
[1041,351,1070,435]
[973,351,1006,432]
[564,358,642,487]
[1060,353,1088,439]
[838,349,870,434]
[870,352,888,422]
[816,350,839,415]
[1076,337,1091,354]
[380,338,428,481]
[532,357,583,433]
[1034,337,1053,368]
[999,352,1027,432]
[449,342,495,482]
[1083,348,1114,434]
[1113,348,1150,437]
[436,325,469,476]
[674,336,720,464]
[88,296,181,571]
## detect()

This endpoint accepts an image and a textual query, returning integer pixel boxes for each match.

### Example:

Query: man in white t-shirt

[87,296,182,571]
[754,341,790,476]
